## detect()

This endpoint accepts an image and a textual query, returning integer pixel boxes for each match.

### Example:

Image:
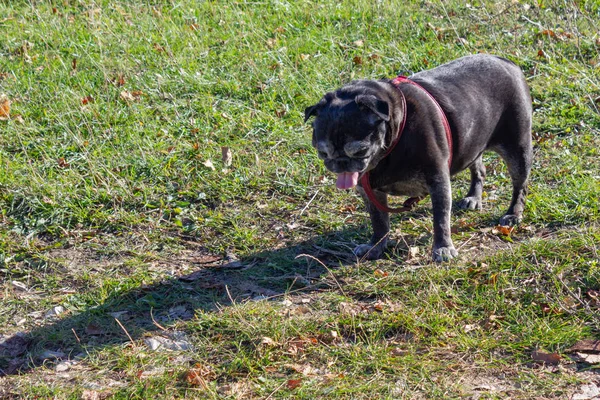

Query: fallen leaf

[0,95,10,120]
[202,159,215,171]
[120,90,142,102]
[539,29,556,38]
[85,323,103,335]
[185,365,214,389]
[572,352,600,364]
[532,350,561,365]
[57,157,70,168]
[190,23,199,31]
[261,336,277,346]
[352,56,363,65]
[287,379,302,390]
[81,95,94,105]
[153,43,165,52]
[492,225,514,236]
[72,58,77,71]
[81,390,112,400]
[300,54,310,61]
[567,339,600,353]
[275,109,287,118]
[353,39,364,47]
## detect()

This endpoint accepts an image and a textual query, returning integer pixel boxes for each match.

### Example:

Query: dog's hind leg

[497,137,533,226]
[457,155,486,211]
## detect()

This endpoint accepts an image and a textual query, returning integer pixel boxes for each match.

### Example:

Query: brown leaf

[57,157,70,168]
[120,90,142,102]
[287,379,302,390]
[221,147,232,166]
[352,56,363,65]
[82,95,94,105]
[493,225,514,236]
[190,23,200,31]
[153,43,165,52]
[374,269,388,277]
[275,109,287,118]
[0,95,11,120]
[71,58,77,71]
[539,29,556,38]
[185,364,214,389]
[537,49,547,58]
[567,339,600,353]
[532,350,561,365]
[81,390,112,400]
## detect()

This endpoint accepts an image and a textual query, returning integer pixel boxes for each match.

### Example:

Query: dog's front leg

[354,186,389,260]
[427,172,457,262]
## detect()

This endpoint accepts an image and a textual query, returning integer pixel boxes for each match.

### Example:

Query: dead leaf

[532,350,561,365]
[537,49,547,58]
[275,109,287,118]
[353,39,364,47]
[202,159,215,171]
[190,23,199,31]
[352,56,363,65]
[539,29,556,38]
[567,339,600,353]
[0,95,11,120]
[153,43,165,52]
[492,225,514,236]
[287,379,302,390]
[261,336,277,346]
[374,269,389,277]
[572,352,600,364]
[120,90,142,102]
[85,323,103,335]
[300,54,310,61]
[81,390,112,400]
[185,364,215,389]
[266,38,276,49]
[57,157,70,168]
[82,96,94,105]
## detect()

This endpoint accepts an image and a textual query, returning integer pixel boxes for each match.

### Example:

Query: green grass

[1,0,600,398]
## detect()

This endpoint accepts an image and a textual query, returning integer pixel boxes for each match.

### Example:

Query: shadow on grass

[2,219,418,376]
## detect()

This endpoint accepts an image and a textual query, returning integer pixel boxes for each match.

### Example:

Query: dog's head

[305,84,392,189]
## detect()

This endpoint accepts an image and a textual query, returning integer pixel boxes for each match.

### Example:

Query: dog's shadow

[0,218,424,376]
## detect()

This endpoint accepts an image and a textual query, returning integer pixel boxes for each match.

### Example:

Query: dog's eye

[352,149,369,159]
[318,151,328,159]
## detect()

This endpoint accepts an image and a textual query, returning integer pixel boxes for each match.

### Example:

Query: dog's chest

[378,178,429,197]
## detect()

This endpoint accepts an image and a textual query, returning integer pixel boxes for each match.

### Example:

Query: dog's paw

[432,245,458,262]
[457,196,482,211]
[499,214,522,226]
[353,244,385,260]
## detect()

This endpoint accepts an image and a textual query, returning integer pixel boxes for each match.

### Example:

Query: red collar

[359,76,453,213]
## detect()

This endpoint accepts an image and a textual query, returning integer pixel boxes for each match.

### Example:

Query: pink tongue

[336,172,359,190]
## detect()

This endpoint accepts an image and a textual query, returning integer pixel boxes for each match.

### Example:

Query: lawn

[1,0,599,398]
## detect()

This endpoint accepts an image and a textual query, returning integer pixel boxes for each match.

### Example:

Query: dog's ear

[355,95,390,122]
[304,97,328,122]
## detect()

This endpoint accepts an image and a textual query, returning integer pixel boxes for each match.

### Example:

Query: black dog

[305,54,532,262]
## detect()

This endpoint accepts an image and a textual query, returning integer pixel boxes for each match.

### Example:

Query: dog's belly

[379,180,429,197]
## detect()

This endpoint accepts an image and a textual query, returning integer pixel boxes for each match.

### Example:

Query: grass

[1,0,600,398]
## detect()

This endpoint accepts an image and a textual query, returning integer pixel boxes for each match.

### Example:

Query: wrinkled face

[305,94,390,189]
